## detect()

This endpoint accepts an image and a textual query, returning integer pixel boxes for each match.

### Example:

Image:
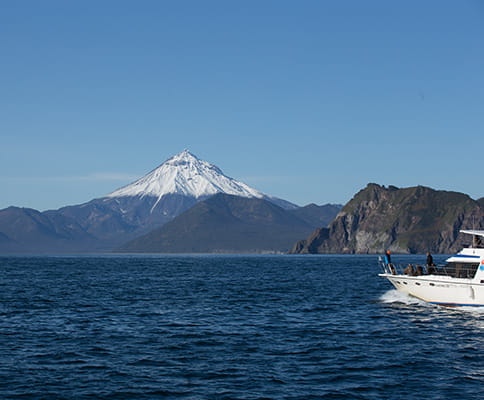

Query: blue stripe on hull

[429,301,484,307]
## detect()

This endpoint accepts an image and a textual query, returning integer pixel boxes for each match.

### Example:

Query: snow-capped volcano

[0,150,342,254]
[108,150,268,201]
[43,149,296,250]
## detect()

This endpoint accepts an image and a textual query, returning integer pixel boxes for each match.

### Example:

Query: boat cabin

[440,230,484,279]
[437,261,479,279]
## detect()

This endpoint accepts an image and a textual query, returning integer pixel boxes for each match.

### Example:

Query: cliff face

[291,184,484,254]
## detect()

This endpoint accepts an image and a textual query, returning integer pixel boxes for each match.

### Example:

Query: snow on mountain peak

[106,150,266,200]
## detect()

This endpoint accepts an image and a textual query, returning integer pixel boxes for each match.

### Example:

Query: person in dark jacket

[426,252,437,274]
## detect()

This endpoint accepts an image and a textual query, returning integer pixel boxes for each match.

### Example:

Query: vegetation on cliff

[290,184,484,254]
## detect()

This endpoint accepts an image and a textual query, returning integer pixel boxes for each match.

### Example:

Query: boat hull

[379,274,484,307]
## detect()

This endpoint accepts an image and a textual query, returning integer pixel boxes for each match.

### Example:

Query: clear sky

[1,0,483,210]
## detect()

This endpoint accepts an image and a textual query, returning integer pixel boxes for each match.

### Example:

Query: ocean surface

[0,255,483,400]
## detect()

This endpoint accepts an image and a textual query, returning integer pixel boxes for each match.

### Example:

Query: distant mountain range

[5,152,481,255]
[0,150,341,254]
[290,184,484,254]
[118,194,337,253]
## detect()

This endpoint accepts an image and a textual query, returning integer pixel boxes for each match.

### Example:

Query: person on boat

[383,251,395,274]
[404,264,415,275]
[472,234,482,248]
[426,252,434,267]
[384,250,392,265]
[415,265,423,276]
[427,264,436,275]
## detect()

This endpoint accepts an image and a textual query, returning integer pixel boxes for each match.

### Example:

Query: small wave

[379,290,427,306]
[380,291,484,316]
[452,306,484,316]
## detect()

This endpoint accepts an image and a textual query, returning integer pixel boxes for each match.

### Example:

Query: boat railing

[378,257,469,278]
[378,258,422,275]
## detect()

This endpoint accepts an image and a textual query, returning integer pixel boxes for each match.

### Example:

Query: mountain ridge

[117,194,317,253]
[0,151,309,253]
[290,183,484,254]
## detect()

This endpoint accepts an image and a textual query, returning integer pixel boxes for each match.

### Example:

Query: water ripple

[1,255,483,399]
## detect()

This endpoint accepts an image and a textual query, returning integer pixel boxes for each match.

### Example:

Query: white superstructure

[379,230,484,307]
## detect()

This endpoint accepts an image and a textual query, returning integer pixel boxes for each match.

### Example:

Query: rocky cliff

[290,184,484,254]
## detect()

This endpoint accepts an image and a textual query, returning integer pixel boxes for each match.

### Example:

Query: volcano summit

[1,150,330,253]
[109,150,267,201]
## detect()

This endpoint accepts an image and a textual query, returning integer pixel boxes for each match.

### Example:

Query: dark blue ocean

[1,255,483,400]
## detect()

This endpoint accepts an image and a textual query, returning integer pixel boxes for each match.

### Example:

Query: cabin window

[440,262,479,279]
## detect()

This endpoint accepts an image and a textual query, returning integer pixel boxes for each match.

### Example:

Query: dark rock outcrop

[290,184,484,254]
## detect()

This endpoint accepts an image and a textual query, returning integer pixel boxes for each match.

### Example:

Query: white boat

[379,230,484,307]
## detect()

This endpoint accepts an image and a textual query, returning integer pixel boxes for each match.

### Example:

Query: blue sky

[1,1,483,210]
